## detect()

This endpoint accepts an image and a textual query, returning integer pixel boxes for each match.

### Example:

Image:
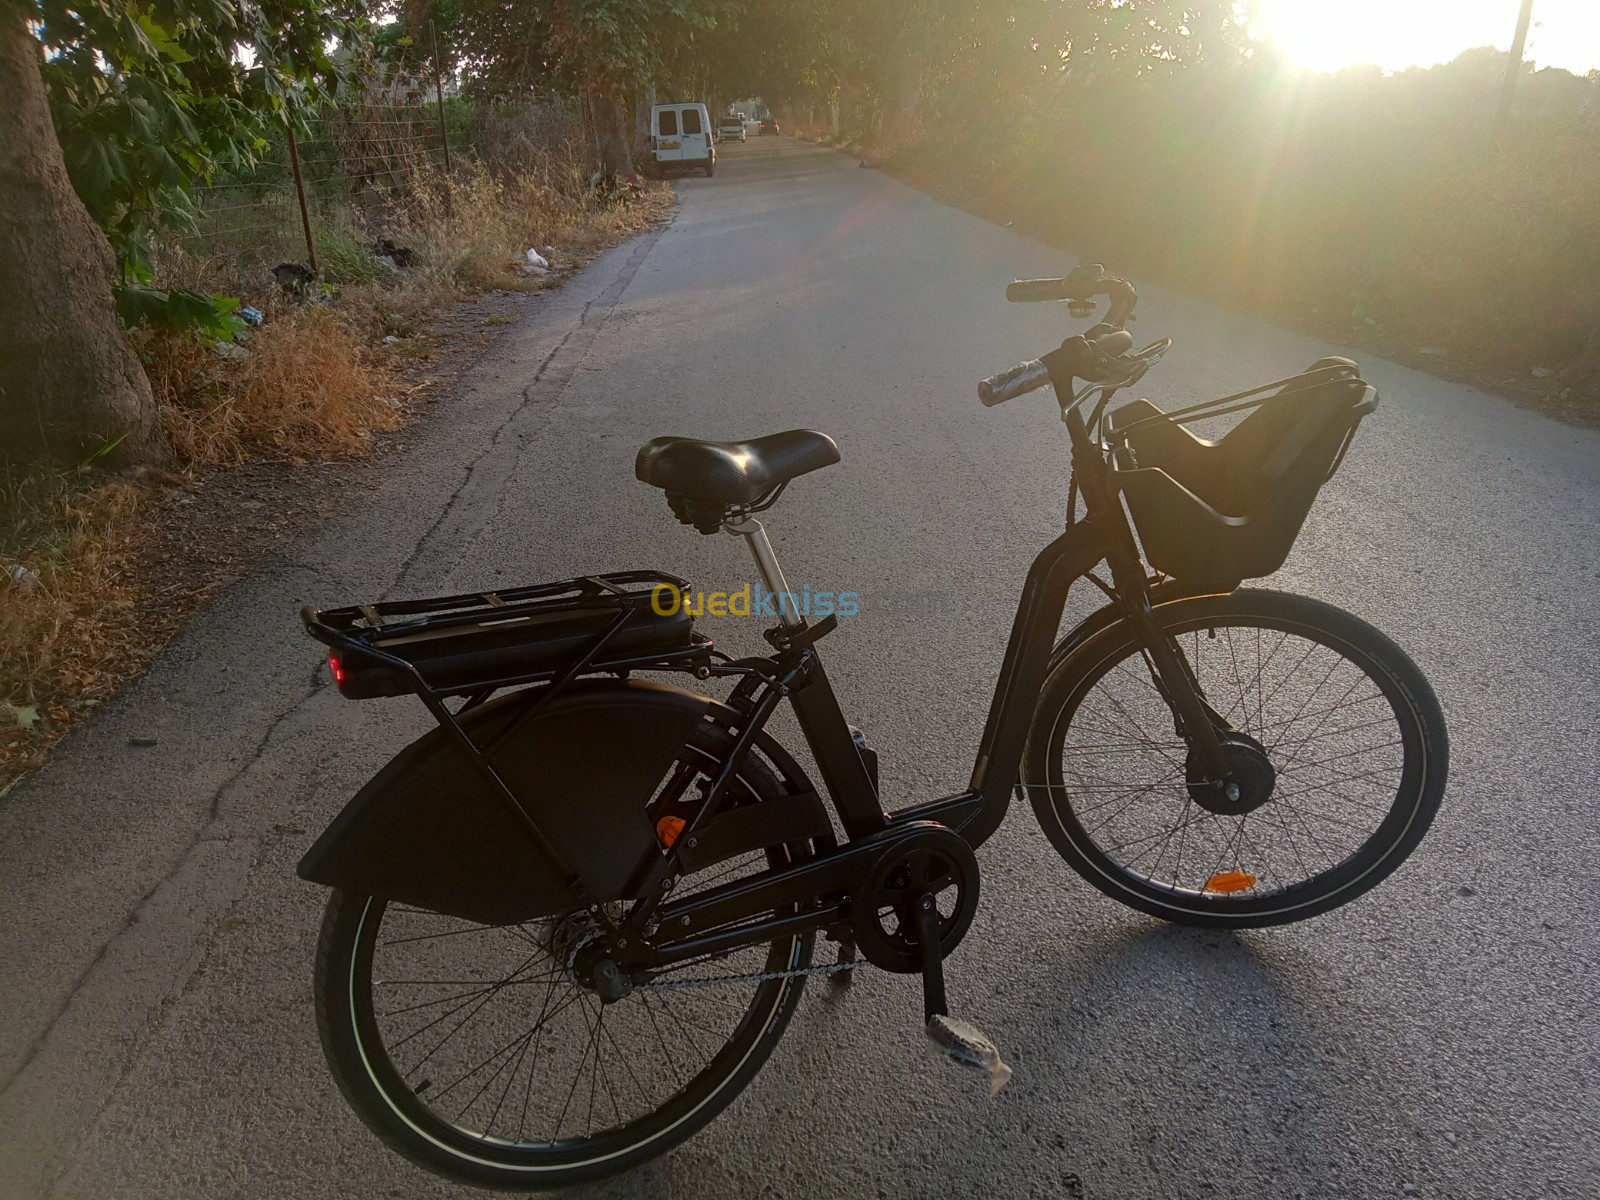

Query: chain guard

[849,825,980,973]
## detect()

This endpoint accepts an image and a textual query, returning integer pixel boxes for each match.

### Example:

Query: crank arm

[917,896,948,1022]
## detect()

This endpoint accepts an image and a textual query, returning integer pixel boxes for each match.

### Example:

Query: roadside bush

[888,51,1600,406]
[1,94,673,794]
[146,305,402,466]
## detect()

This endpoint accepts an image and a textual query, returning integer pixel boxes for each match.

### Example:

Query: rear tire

[313,721,814,1188]
[1024,589,1447,927]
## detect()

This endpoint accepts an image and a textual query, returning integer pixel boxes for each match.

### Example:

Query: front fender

[1049,580,1232,674]
[298,678,715,925]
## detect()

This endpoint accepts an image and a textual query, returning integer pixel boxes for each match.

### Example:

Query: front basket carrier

[1106,359,1378,590]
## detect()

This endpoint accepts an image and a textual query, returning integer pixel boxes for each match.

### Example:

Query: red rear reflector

[328,654,345,684]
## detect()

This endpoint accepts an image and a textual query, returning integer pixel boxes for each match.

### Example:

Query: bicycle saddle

[636,430,839,529]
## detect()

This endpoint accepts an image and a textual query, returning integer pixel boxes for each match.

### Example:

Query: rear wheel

[1024,589,1447,927]
[313,722,814,1188]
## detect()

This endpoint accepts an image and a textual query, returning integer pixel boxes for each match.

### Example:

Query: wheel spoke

[1046,605,1429,915]
[330,735,816,1170]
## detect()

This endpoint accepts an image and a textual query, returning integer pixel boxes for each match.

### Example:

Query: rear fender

[298,678,775,925]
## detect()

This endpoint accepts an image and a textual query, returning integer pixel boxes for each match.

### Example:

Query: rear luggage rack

[302,570,710,701]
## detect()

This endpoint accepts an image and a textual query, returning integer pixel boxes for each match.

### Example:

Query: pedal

[914,896,1013,1095]
[926,1014,1013,1096]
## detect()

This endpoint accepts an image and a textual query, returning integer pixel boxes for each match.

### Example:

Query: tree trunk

[586,89,634,180]
[0,7,166,470]
[633,81,656,166]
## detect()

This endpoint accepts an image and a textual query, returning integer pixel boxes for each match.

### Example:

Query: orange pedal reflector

[656,815,686,849]
[1204,870,1257,894]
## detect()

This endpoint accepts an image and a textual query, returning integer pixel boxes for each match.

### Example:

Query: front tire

[1024,589,1447,927]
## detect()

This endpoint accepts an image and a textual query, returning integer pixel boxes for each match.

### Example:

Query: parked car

[759,117,780,136]
[649,102,715,177]
[717,117,746,143]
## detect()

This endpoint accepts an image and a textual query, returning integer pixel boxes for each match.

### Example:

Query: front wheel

[1024,589,1447,927]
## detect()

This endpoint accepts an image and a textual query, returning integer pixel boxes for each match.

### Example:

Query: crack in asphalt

[0,216,671,1116]
[387,223,668,597]
[0,696,315,1103]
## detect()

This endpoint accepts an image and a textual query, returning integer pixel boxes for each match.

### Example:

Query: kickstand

[830,930,858,986]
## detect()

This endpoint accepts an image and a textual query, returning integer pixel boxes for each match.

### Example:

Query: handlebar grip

[1006,278,1073,303]
[978,359,1050,406]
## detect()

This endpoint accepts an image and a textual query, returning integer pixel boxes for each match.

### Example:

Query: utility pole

[1496,0,1535,135]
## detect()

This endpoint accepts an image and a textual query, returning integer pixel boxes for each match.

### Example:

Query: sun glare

[1252,0,1600,76]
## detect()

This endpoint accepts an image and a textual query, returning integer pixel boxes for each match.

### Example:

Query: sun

[1250,0,1599,76]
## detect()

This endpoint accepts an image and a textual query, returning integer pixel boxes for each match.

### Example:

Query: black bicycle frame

[614,389,1238,971]
[759,398,1223,853]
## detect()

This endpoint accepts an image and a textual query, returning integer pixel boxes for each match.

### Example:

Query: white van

[650,102,715,177]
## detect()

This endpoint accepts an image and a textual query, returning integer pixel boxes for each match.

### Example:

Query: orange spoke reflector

[656,815,686,849]
[1204,870,1257,894]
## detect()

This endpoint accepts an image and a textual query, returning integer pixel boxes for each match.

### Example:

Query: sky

[1251,0,1600,76]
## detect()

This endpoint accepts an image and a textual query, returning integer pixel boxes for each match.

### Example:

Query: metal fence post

[431,22,452,215]
[286,122,319,275]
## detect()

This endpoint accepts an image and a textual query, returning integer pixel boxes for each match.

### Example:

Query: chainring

[849,825,980,974]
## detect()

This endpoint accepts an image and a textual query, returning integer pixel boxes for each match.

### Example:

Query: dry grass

[1,474,148,791]
[146,306,404,466]
[2,151,672,794]
[397,165,671,294]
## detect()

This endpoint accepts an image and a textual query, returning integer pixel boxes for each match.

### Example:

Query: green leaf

[135,12,194,64]
[79,433,129,468]
[3,705,41,732]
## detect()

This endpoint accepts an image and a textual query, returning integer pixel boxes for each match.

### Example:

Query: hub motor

[1186,730,1277,816]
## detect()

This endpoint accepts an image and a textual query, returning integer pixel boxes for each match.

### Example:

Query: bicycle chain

[633,957,865,993]
[562,917,867,995]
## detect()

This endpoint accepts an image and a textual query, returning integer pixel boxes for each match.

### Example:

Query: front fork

[1102,519,1234,783]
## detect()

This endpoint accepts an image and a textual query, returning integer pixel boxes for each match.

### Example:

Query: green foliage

[315,227,387,284]
[31,0,370,284]
[114,284,246,341]
[445,0,726,101]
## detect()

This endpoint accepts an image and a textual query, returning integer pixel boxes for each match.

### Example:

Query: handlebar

[981,266,1165,409]
[1006,278,1079,303]
[1006,263,1137,329]
[979,330,1167,408]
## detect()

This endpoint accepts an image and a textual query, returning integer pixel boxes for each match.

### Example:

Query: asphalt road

[3,135,1596,1200]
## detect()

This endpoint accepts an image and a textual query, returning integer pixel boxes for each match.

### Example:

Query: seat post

[723,516,804,628]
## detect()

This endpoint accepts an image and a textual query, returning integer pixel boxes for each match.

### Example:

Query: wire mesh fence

[149,84,601,301]
[167,84,455,293]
